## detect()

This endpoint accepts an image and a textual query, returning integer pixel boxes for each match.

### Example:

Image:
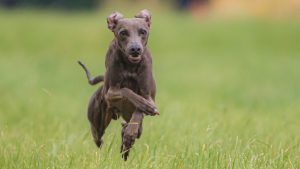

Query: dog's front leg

[121,110,144,161]
[120,88,159,115]
[105,86,123,102]
[105,87,159,115]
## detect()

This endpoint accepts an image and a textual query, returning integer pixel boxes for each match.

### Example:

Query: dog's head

[107,9,151,64]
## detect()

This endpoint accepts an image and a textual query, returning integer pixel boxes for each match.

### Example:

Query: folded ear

[135,9,151,27]
[107,11,124,31]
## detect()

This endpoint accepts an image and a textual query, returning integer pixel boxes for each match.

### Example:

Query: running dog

[78,9,159,161]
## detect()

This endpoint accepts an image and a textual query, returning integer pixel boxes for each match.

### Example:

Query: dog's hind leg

[88,87,112,147]
[78,61,104,85]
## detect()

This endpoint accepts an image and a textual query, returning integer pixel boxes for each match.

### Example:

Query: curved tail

[78,61,104,85]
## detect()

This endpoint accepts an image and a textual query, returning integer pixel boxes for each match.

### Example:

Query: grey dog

[78,9,159,161]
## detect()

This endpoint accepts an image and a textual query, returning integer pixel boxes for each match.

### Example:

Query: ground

[0,8,300,168]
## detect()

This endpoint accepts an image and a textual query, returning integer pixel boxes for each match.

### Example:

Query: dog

[78,9,159,161]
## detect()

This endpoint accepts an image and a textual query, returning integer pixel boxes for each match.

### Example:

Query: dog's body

[78,9,158,161]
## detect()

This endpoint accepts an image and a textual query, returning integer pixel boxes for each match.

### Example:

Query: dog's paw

[95,138,103,148]
[135,98,159,116]
[143,108,160,116]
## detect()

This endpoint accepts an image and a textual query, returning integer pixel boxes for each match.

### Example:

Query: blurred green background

[0,0,300,168]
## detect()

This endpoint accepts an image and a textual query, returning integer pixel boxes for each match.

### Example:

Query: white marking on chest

[124,72,138,79]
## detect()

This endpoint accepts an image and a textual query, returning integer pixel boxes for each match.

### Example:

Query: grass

[0,8,300,168]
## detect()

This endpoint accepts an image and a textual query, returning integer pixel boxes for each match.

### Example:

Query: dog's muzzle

[128,45,142,63]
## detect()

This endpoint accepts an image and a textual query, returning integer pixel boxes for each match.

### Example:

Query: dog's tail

[78,61,104,86]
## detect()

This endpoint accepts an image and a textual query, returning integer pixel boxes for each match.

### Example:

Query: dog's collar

[128,122,139,125]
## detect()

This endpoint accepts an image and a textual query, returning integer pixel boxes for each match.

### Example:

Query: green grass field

[0,8,300,168]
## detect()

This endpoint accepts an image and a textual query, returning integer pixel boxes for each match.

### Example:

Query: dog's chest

[120,71,140,93]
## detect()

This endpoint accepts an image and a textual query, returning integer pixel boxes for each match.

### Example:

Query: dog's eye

[139,29,147,36]
[119,30,129,37]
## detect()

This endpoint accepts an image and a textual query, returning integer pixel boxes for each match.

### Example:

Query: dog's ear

[135,9,151,27]
[107,11,124,31]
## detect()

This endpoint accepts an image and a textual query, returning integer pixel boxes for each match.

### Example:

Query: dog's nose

[129,46,141,56]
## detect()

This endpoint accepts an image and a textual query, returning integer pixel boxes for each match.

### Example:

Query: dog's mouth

[128,55,142,63]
